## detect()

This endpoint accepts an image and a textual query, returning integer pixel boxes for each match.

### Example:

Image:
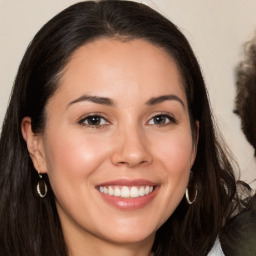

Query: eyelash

[147,114,177,126]
[78,115,110,128]
[78,113,177,128]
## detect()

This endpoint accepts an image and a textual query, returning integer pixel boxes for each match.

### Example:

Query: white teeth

[99,185,154,198]
[130,187,139,198]
[114,187,121,197]
[145,186,150,195]
[121,186,130,198]
[108,186,114,195]
[139,187,145,196]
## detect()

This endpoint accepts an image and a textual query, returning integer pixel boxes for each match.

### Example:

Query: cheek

[150,130,193,209]
[42,130,110,190]
[153,130,194,174]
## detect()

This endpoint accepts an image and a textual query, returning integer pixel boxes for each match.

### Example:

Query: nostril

[111,143,153,167]
[117,160,150,167]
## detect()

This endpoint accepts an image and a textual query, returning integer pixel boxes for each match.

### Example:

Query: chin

[100,226,156,245]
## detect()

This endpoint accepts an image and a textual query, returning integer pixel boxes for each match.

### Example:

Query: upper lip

[96,179,158,187]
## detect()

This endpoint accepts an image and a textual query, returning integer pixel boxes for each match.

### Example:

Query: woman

[219,34,256,256]
[0,1,241,255]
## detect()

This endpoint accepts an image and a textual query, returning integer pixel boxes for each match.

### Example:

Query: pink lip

[96,178,157,187]
[96,179,159,210]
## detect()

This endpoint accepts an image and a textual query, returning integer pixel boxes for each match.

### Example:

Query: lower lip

[98,187,159,210]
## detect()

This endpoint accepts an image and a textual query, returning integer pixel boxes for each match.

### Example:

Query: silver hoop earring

[37,173,48,198]
[185,185,197,204]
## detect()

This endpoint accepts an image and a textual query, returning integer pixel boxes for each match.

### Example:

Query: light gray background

[1,0,256,188]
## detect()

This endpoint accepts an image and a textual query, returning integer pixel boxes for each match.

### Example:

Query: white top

[207,238,225,256]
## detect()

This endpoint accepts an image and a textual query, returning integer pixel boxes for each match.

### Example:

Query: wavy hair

[0,1,240,255]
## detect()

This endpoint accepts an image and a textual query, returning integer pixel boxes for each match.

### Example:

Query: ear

[191,120,199,166]
[21,117,47,174]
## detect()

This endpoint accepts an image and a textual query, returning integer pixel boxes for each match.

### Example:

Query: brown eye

[148,114,176,126]
[87,116,101,125]
[153,115,168,124]
[79,115,109,127]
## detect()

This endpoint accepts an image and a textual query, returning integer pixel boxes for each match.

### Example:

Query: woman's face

[29,39,197,249]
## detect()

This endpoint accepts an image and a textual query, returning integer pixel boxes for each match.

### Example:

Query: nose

[111,127,153,168]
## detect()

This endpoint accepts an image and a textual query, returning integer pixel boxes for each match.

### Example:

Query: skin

[22,38,198,256]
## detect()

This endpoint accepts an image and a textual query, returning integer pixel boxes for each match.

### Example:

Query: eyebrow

[67,95,115,108]
[146,95,185,108]
[67,94,185,108]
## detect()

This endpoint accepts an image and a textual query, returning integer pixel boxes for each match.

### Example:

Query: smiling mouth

[98,185,155,198]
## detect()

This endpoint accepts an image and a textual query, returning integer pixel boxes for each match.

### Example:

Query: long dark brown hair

[0,1,241,255]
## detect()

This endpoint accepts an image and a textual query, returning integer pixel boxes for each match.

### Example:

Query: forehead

[55,38,186,104]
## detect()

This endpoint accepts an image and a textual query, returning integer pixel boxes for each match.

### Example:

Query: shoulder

[207,238,225,256]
